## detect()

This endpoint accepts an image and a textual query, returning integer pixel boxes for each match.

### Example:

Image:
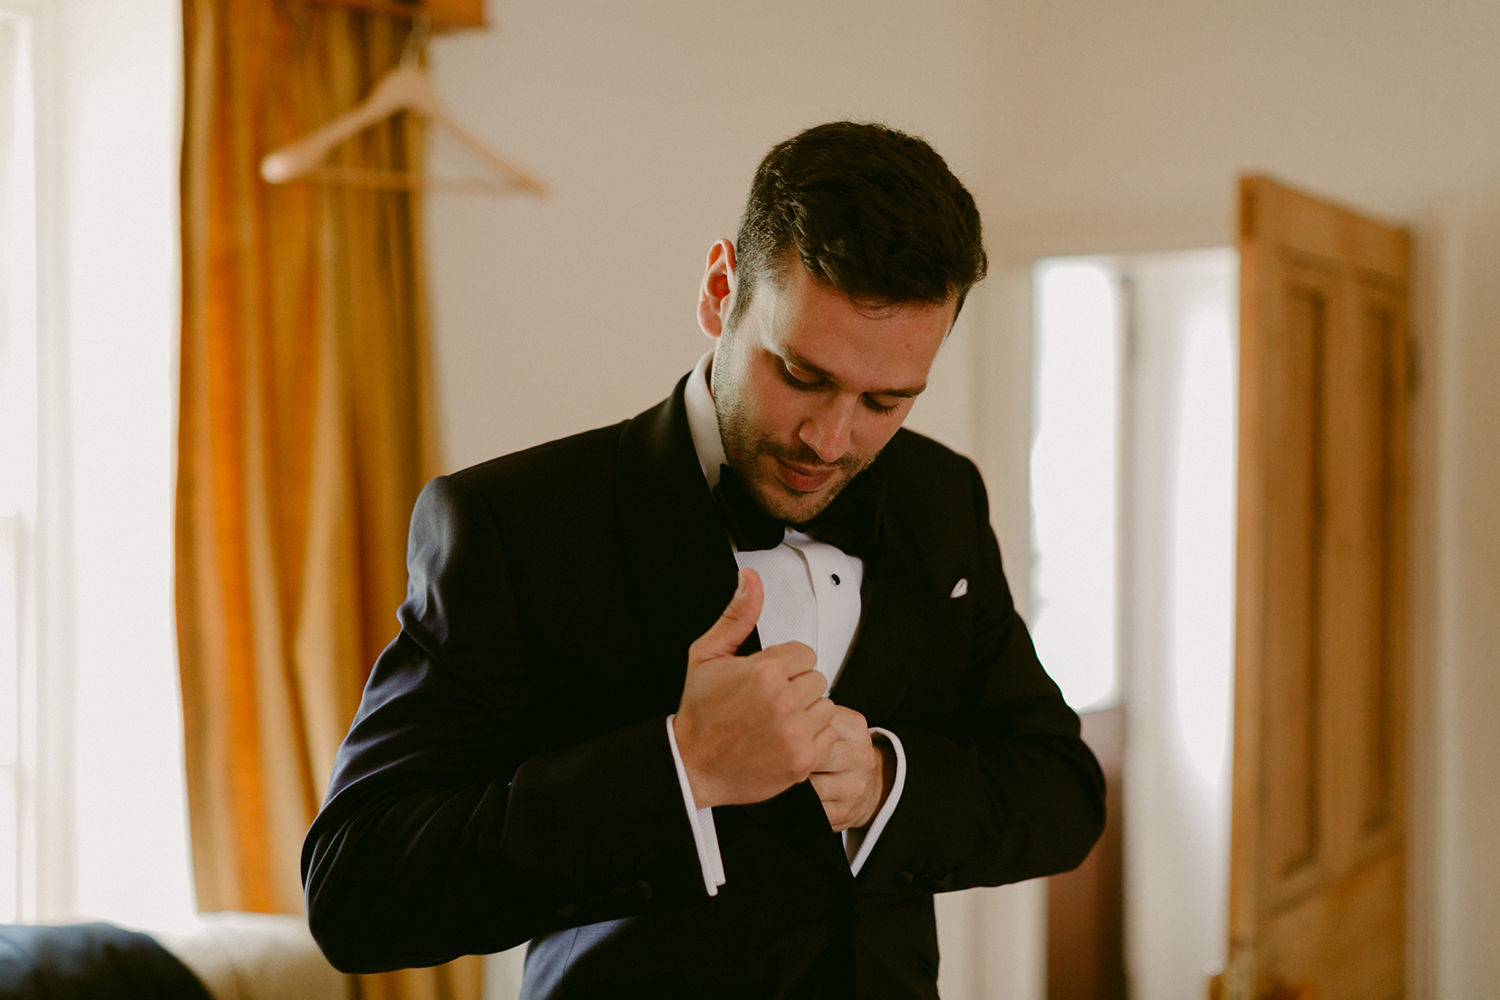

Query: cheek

[748,370,809,436]
[850,405,911,454]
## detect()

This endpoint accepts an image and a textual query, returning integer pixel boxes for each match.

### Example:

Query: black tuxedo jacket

[302,375,1105,1000]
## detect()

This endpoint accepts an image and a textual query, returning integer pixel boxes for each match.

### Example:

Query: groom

[303,121,1105,1000]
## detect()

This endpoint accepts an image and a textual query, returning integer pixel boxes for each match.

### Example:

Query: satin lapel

[615,376,756,710]
[829,501,943,724]
[616,377,847,880]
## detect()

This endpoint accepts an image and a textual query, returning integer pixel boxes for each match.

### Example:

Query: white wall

[982,0,1500,229]
[1429,185,1500,1000]
[429,1,1500,997]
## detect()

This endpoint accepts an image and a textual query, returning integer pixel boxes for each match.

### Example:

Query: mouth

[772,456,838,493]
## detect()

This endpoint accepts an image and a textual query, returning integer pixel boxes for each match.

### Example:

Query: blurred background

[0,1,1496,998]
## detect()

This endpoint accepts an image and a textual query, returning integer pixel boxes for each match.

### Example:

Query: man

[303,122,1105,999]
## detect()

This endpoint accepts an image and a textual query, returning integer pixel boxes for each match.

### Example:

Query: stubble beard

[712,351,874,526]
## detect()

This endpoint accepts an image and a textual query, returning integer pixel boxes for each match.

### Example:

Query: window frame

[0,0,69,924]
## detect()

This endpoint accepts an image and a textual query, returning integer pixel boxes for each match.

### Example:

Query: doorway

[1032,249,1239,1000]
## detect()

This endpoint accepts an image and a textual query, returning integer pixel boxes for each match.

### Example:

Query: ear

[696,239,738,340]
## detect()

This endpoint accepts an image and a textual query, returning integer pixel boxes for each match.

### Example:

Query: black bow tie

[711,462,884,560]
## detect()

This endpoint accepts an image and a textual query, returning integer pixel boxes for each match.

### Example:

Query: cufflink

[950,578,968,598]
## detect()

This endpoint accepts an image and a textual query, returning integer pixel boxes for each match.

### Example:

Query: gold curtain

[177,1,479,996]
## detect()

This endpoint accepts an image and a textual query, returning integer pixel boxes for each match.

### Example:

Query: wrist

[686,767,726,810]
[672,713,725,809]
[864,739,897,829]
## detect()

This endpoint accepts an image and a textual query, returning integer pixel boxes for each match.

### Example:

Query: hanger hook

[401,11,432,68]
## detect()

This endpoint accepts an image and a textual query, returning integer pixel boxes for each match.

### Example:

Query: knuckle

[782,737,809,771]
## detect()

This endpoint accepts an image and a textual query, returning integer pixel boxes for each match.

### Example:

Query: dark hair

[730,121,987,330]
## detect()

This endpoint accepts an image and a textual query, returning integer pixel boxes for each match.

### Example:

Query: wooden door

[1048,708,1125,1000]
[1223,176,1409,1000]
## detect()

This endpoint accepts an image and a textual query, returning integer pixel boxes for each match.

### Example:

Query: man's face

[702,246,955,525]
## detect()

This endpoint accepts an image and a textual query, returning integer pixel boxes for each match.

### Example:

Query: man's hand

[675,569,838,809]
[810,707,896,832]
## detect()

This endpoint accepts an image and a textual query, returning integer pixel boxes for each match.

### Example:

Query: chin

[756,476,840,524]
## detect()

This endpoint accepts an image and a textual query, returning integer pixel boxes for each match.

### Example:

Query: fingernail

[734,569,747,599]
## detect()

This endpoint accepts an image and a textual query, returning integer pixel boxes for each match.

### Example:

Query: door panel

[1259,270,1325,899]
[1225,176,1408,1000]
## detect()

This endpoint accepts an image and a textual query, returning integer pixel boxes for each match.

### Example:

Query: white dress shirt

[666,352,908,896]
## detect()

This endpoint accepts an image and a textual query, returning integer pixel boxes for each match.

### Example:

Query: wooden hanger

[300,0,484,30]
[259,17,547,197]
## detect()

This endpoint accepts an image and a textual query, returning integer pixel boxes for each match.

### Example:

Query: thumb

[689,568,763,666]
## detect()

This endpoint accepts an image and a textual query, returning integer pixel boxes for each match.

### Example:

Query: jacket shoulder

[405,422,631,563]
[880,427,982,496]
[878,428,992,566]
[435,422,623,515]
[447,422,627,491]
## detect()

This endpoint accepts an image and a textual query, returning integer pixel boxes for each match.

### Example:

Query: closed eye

[782,359,902,413]
[781,362,825,390]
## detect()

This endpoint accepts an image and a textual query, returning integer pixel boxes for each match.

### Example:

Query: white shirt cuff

[665,714,725,896]
[843,727,907,875]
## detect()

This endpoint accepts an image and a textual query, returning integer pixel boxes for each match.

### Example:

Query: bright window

[1031,250,1238,996]
[1,0,192,929]
[0,7,36,925]
[1029,260,1122,713]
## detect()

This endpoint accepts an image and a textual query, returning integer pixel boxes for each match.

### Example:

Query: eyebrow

[785,351,928,398]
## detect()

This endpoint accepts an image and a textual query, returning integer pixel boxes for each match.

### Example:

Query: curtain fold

[178,2,475,996]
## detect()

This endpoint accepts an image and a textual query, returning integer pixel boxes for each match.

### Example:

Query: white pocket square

[950,578,968,598]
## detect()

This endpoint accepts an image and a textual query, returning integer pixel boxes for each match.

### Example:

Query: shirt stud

[831,573,841,586]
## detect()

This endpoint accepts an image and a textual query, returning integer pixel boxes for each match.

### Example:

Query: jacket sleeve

[301,474,710,973]
[857,460,1107,894]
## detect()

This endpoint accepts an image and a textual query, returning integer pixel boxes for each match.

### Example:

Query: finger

[809,770,843,801]
[761,640,818,681]
[809,773,844,827]
[829,705,868,736]
[807,696,837,731]
[829,709,872,744]
[789,670,830,710]
[688,568,763,666]
[812,744,845,775]
[810,770,855,807]
[813,735,856,775]
[809,730,840,784]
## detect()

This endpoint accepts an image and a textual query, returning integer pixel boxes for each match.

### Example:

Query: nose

[799,396,855,464]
